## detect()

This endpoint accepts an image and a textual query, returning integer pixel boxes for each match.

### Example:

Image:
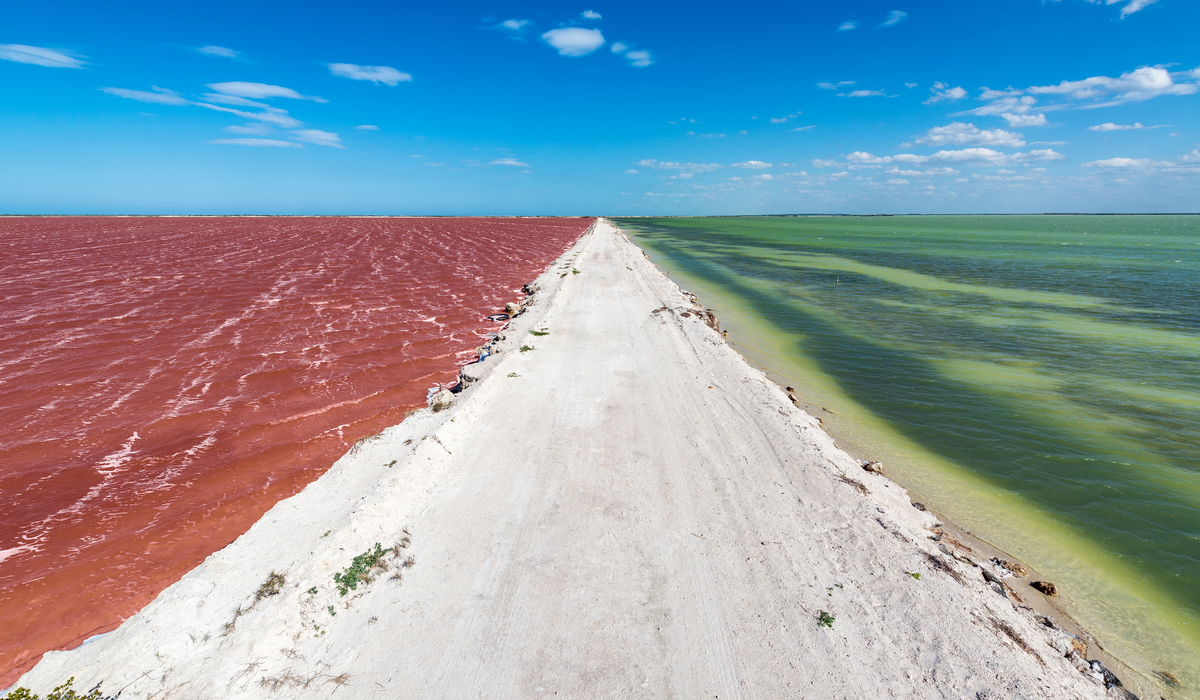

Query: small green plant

[817,611,836,629]
[529,330,549,337]
[333,543,388,596]
[306,587,318,595]
[507,372,519,377]
[255,571,286,601]
[327,605,336,616]
[2,678,109,700]
[385,460,397,468]
[519,345,534,352]
[560,273,567,278]
[908,572,921,580]
[571,268,580,275]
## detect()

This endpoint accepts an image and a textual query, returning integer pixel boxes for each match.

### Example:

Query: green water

[616,215,1200,696]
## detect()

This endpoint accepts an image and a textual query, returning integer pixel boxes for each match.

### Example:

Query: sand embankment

[14,220,1112,699]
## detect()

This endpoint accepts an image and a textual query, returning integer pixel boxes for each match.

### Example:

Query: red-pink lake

[0,216,590,685]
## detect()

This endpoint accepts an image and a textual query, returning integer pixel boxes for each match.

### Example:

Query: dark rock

[987,580,1007,598]
[1153,670,1181,687]
[1106,686,1139,699]
[861,461,883,474]
[912,502,927,511]
[981,568,1003,585]
[786,386,795,392]
[994,558,1029,577]
[1091,660,1122,688]
[1031,581,1058,597]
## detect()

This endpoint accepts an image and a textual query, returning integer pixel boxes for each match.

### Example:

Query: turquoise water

[617,215,1200,696]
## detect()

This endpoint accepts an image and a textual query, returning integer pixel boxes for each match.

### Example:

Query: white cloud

[733,160,772,169]
[1027,66,1196,106]
[625,169,639,174]
[961,95,1038,117]
[727,177,742,181]
[196,102,303,128]
[208,82,327,102]
[498,19,530,31]
[582,10,602,19]
[818,81,855,90]
[924,82,967,104]
[198,46,238,58]
[791,125,817,132]
[102,86,191,106]
[0,44,84,68]
[224,123,272,135]
[1001,113,1048,127]
[757,174,774,181]
[879,10,908,27]
[624,50,653,68]
[611,42,628,53]
[355,124,380,131]
[209,138,304,148]
[1083,157,1154,169]
[905,82,918,88]
[838,20,859,31]
[491,157,529,166]
[769,117,787,124]
[289,129,344,148]
[812,159,838,167]
[200,93,272,108]
[328,64,411,86]
[887,179,910,185]
[915,122,1026,148]
[636,159,721,172]
[844,148,1064,167]
[1081,0,1158,18]
[845,90,887,97]
[542,28,605,56]
[677,172,694,179]
[1087,122,1168,131]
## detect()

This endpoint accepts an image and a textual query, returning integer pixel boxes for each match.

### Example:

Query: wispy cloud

[845,89,888,97]
[636,159,722,172]
[879,10,908,28]
[207,82,327,102]
[224,123,273,135]
[581,10,602,19]
[732,161,772,169]
[198,46,238,59]
[542,28,605,56]
[1078,0,1158,18]
[101,86,191,105]
[838,20,859,31]
[624,50,653,67]
[328,63,411,85]
[1088,122,1168,131]
[924,82,967,104]
[845,148,1065,167]
[818,80,855,90]
[196,102,302,128]
[209,138,304,148]
[1001,113,1048,127]
[791,125,817,132]
[1027,66,1195,105]
[355,124,380,131]
[1083,149,1200,173]
[0,44,84,68]
[491,157,529,166]
[914,122,1025,148]
[289,129,344,148]
[611,42,628,53]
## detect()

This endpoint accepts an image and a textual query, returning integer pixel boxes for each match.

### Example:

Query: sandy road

[15,221,1107,699]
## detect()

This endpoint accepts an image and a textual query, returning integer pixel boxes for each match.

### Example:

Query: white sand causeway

[16,220,1110,699]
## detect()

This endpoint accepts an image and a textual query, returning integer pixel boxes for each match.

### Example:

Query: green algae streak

[617,215,1200,697]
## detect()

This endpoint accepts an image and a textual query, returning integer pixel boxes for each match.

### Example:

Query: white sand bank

[15,220,1113,699]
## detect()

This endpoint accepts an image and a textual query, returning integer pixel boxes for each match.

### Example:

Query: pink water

[0,216,590,686]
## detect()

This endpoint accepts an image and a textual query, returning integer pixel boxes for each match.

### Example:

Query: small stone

[505,302,521,315]
[1106,686,1139,700]
[981,568,1002,585]
[1153,670,1181,687]
[912,502,927,511]
[999,559,1029,577]
[1091,660,1122,688]
[1067,650,1091,673]
[862,461,883,474]
[429,389,455,412]
[987,580,1007,598]
[1071,637,1088,657]
[1031,581,1058,597]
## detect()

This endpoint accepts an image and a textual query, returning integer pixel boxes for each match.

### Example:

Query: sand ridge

[14,220,1109,699]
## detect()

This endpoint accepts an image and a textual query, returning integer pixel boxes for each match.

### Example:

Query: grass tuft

[333,543,388,596]
[817,611,836,629]
[255,572,286,601]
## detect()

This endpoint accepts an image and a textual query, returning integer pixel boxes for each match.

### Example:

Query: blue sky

[2,0,1198,214]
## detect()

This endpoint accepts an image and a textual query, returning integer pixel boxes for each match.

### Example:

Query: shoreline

[12,220,1121,698]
